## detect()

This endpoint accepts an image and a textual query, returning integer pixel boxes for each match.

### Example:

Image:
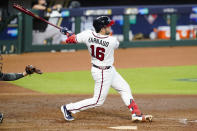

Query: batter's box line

[154,117,197,125]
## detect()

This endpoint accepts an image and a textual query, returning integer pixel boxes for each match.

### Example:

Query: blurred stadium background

[0,0,196,95]
[1,1,197,130]
[0,0,197,53]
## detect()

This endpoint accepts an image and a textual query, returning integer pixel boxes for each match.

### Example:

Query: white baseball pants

[66,66,134,114]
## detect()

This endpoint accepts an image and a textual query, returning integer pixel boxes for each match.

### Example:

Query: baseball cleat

[0,113,3,123]
[131,114,153,122]
[61,105,74,121]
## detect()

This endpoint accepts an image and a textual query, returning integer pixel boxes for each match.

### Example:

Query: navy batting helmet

[93,16,114,33]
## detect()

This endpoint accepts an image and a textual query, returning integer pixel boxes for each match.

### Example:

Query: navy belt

[93,64,111,70]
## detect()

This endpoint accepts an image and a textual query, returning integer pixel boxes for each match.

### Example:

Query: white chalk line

[108,126,137,130]
[107,117,197,130]
[153,117,197,125]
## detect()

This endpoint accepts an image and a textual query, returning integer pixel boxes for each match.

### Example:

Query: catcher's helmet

[93,16,114,33]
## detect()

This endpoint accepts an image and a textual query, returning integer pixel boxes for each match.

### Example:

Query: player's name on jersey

[88,37,109,47]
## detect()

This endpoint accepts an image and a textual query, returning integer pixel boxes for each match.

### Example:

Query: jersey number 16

[90,45,105,61]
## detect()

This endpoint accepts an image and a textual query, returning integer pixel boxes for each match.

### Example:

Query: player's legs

[111,67,141,113]
[111,66,133,106]
[66,67,113,114]
[111,67,152,122]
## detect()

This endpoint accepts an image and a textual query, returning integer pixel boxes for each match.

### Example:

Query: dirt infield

[2,46,197,72]
[1,46,197,130]
[0,93,197,131]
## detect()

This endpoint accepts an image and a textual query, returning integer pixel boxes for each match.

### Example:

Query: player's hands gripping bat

[60,27,73,36]
[60,27,76,43]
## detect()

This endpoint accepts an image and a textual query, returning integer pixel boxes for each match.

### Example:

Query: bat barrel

[12,4,62,30]
[13,4,26,12]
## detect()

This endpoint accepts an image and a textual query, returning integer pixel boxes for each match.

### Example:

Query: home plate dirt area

[1,46,197,130]
[0,90,197,131]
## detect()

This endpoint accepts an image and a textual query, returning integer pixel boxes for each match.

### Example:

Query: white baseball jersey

[76,30,119,66]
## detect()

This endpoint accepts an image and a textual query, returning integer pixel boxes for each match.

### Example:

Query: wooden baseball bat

[13,4,62,30]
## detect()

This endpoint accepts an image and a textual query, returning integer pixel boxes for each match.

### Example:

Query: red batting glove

[66,34,77,44]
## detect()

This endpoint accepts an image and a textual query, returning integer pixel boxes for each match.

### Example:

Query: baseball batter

[60,16,152,122]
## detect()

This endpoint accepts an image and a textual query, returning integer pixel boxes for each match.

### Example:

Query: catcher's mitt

[25,65,43,75]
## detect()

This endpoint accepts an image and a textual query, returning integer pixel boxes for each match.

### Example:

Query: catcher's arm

[0,65,42,81]
[0,73,24,81]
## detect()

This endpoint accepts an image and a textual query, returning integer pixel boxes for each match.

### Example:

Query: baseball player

[60,16,152,122]
[0,54,43,123]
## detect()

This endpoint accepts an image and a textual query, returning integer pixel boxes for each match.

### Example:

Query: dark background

[1,0,197,9]
[75,0,197,7]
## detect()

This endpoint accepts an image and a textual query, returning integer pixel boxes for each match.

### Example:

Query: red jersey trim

[92,32,109,39]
